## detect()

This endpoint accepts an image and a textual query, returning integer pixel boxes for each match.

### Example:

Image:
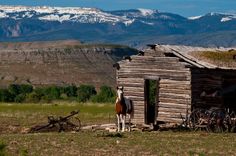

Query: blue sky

[0,0,236,17]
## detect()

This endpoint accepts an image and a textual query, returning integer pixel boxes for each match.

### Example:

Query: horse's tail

[127,99,133,117]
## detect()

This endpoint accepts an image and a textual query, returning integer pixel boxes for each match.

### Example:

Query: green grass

[0,102,236,155]
[0,102,115,131]
[0,131,235,155]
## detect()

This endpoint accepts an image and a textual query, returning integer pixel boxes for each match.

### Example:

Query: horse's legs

[127,113,131,132]
[121,114,126,132]
[116,114,120,132]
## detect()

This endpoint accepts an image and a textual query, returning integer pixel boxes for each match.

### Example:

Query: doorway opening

[144,77,160,124]
[222,76,236,112]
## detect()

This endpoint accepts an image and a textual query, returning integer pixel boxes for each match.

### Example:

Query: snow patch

[221,17,232,22]
[140,20,154,25]
[137,8,155,16]
[159,15,172,20]
[124,19,135,26]
[39,14,72,23]
[221,15,236,22]
[39,14,60,22]
[0,11,8,18]
[22,12,33,18]
[188,15,202,20]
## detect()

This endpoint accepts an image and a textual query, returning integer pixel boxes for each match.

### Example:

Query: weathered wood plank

[124,91,144,97]
[159,93,191,99]
[160,85,191,90]
[158,112,186,118]
[133,115,145,118]
[132,119,144,123]
[158,107,189,114]
[131,56,180,61]
[159,88,191,94]
[156,117,183,123]
[123,87,144,92]
[134,110,145,114]
[118,73,190,79]
[132,101,144,104]
[119,63,187,68]
[118,74,190,81]
[120,64,189,70]
[158,102,190,109]
[159,97,191,105]
[134,108,145,112]
[118,68,191,75]
[117,82,144,87]
[117,78,144,83]
[117,81,144,85]
[160,79,191,85]
[125,96,144,101]
[133,106,144,109]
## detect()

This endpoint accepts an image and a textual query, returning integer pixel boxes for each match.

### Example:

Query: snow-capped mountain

[0,5,236,47]
[0,6,157,25]
[189,12,236,22]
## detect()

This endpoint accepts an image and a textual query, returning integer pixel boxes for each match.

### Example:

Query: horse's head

[116,86,124,100]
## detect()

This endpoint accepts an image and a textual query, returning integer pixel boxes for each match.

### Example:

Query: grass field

[0,101,115,134]
[0,102,236,156]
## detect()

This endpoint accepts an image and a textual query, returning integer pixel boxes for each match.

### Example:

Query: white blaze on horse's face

[117,87,124,100]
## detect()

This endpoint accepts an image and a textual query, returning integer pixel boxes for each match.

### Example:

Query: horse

[115,86,133,132]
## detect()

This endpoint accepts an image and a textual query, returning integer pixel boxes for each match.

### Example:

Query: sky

[0,0,236,17]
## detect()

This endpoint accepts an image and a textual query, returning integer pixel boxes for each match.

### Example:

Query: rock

[21,127,31,134]
[4,75,17,81]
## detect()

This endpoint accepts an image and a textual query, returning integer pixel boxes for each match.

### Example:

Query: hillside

[0,40,138,88]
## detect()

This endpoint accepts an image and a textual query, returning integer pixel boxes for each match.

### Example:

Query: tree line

[0,84,116,103]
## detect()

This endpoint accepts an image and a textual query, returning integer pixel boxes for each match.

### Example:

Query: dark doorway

[144,78,160,124]
[222,76,236,112]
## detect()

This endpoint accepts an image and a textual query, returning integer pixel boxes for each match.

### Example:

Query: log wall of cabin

[117,55,191,124]
[191,69,223,109]
[191,69,236,111]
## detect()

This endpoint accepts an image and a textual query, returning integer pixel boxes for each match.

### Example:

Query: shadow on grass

[0,142,6,156]
[96,132,124,138]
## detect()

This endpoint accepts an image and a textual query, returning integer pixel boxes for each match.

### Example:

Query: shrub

[14,94,26,103]
[33,88,45,97]
[91,85,116,103]
[33,86,61,101]
[60,93,68,99]
[45,86,61,99]
[64,85,77,97]
[8,84,20,96]
[77,85,96,102]
[19,84,33,94]
[25,92,41,103]
[6,84,33,103]
[0,89,14,102]
[40,95,53,103]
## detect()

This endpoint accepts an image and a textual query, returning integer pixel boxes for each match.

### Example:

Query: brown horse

[115,86,133,132]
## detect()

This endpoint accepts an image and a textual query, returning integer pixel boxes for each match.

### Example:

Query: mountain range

[0,5,236,47]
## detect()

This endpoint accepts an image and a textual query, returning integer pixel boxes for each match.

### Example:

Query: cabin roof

[154,45,236,70]
[119,44,236,70]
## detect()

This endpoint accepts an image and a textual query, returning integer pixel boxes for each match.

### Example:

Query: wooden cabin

[115,44,236,125]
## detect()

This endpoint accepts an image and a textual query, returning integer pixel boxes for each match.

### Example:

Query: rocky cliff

[0,40,138,88]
